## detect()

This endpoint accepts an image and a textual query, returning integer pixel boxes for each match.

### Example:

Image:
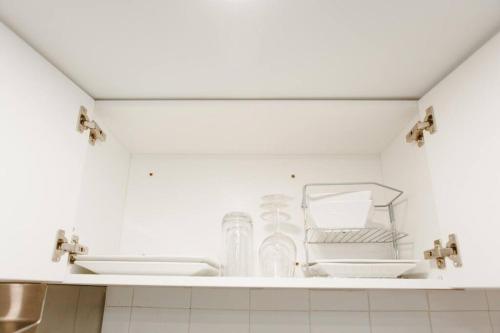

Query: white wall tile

[190,309,249,333]
[371,311,431,333]
[369,291,428,311]
[251,311,309,333]
[310,290,368,311]
[191,288,249,310]
[101,307,131,333]
[106,286,133,307]
[129,307,189,333]
[490,311,500,332]
[428,290,488,311]
[250,289,309,311]
[487,291,500,310]
[310,311,370,333]
[132,287,191,308]
[430,311,492,333]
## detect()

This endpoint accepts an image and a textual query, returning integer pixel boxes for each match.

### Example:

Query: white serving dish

[307,191,373,229]
[314,259,419,264]
[74,260,219,276]
[309,260,418,278]
[75,255,219,268]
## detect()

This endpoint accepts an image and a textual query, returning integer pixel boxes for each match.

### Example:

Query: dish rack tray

[302,182,408,269]
[306,227,408,244]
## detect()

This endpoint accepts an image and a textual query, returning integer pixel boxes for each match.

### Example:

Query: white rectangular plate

[74,261,219,276]
[74,255,219,268]
[314,259,420,264]
[309,261,418,278]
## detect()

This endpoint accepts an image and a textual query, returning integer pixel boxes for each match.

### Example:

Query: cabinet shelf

[63,274,450,289]
[306,227,408,244]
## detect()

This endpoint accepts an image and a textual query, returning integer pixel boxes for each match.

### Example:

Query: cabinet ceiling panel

[1,0,499,99]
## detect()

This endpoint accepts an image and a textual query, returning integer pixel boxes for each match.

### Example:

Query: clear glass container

[259,232,297,277]
[258,195,297,277]
[221,212,253,276]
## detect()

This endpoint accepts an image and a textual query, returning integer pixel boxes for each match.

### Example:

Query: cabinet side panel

[380,115,441,278]
[419,31,500,287]
[73,119,130,256]
[0,23,93,281]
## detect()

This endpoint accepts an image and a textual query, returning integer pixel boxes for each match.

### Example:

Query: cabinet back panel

[119,154,390,274]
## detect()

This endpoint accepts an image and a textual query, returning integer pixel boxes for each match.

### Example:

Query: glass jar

[221,212,253,276]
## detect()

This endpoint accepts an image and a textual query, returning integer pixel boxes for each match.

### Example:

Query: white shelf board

[64,274,451,290]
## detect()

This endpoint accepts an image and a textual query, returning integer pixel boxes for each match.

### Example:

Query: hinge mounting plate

[52,229,88,264]
[406,106,436,147]
[424,233,462,269]
[77,106,106,145]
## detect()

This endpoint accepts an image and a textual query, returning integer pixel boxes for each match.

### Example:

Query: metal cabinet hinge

[77,106,106,145]
[52,229,88,264]
[424,233,462,269]
[406,106,436,147]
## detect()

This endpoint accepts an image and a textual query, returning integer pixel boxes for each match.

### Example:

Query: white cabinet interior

[1,19,499,288]
[88,100,436,272]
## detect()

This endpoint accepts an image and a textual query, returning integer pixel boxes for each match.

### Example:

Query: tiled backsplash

[38,285,105,333]
[102,287,500,333]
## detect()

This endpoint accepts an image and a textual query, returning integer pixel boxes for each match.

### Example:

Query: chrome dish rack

[302,182,408,273]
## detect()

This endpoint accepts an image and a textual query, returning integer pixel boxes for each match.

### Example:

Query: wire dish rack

[302,182,409,273]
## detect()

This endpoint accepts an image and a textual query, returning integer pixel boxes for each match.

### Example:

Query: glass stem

[275,208,280,233]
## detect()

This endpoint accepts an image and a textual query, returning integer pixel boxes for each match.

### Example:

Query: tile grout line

[308,289,312,333]
[191,307,250,312]
[187,287,193,333]
[426,290,435,333]
[307,309,488,313]
[248,288,251,333]
[485,290,495,332]
[367,291,373,333]
[72,286,82,333]
[485,290,491,310]
[127,287,135,333]
[254,309,374,313]
[248,288,253,333]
